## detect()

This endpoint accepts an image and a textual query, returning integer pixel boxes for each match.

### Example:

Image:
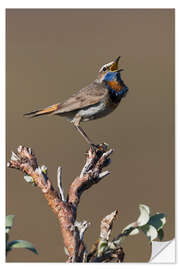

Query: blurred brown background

[6,9,174,262]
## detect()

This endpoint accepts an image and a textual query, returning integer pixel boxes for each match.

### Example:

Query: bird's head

[96,56,121,83]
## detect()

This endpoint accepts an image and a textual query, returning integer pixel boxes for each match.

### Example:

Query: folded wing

[24,82,108,118]
[54,82,108,114]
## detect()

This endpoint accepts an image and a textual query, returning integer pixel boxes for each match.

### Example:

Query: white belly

[60,98,119,124]
[75,101,115,122]
[79,102,105,120]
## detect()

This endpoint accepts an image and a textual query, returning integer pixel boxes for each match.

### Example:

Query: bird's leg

[73,117,94,146]
[76,125,94,146]
[73,118,107,153]
[73,118,97,151]
[75,125,108,153]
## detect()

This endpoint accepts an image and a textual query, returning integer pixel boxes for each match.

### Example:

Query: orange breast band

[108,81,123,92]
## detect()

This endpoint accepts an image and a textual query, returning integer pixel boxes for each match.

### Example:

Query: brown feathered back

[54,82,108,114]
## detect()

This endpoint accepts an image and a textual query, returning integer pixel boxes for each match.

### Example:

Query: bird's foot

[90,143,109,153]
[86,143,111,165]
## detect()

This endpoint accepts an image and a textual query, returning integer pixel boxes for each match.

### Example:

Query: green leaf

[137,204,150,226]
[24,175,34,183]
[129,228,140,235]
[140,213,166,242]
[97,239,108,256]
[6,215,15,233]
[122,204,150,235]
[6,233,9,244]
[7,240,38,255]
[122,225,140,236]
[147,213,166,231]
[114,205,166,248]
[141,224,158,242]
[146,225,158,242]
[158,229,164,241]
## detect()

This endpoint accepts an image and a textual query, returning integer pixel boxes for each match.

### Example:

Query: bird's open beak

[110,56,121,71]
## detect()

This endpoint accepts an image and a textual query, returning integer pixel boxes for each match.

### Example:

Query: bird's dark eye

[103,67,106,71]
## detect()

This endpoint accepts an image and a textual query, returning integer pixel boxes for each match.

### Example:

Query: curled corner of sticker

[150,238,175,263]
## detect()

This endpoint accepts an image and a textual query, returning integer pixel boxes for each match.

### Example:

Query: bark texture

[7,145,114,262]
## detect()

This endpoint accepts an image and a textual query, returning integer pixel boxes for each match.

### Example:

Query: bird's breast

[107,80,124,92]
[105,81,128,104]
[73,96,117,122]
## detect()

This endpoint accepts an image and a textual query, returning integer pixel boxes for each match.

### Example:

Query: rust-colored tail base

[24,103,60,118]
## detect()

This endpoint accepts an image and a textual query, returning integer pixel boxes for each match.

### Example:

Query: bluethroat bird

[24,56,128,150]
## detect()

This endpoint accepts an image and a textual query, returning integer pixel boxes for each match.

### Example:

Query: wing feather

[54,82,108,114]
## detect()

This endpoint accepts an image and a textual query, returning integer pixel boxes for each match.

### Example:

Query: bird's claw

[90,143,109,153]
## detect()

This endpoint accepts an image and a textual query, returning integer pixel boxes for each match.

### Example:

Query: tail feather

[24,103,60,118]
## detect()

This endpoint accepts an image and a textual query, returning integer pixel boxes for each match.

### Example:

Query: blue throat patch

[103,71,128,101]
[104,71,123,83]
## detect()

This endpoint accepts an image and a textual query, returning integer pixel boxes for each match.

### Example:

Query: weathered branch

[87,209,122,262]
[7,145,113,262]
[57,166,65,202]
[100,210,118,240]
[68,148,113,209]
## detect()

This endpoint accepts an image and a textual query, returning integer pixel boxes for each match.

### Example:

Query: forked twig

[7,145,113,262]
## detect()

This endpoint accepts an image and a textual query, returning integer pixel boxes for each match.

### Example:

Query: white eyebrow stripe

[99,61,114,72]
